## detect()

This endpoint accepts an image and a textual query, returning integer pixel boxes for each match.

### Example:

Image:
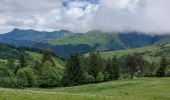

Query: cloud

[0,0,170,34]
[92,0,170,34]
[0,0,98,33]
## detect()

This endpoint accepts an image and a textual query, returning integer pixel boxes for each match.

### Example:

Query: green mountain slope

[0,44,64,68]
[49,31,125,51]
[26,51,64,68]
[99,43,170,63]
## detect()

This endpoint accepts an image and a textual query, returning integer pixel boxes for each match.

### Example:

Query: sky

[0,0,170,34]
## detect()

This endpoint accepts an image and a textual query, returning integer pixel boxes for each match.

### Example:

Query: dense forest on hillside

[0,43,170,88]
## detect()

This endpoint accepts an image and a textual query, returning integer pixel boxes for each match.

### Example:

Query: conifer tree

[62,53,84,86]
[88,52,103,81]
[41,51,55,66]
[111,56,119,80]
[19,51,27,68]
[105,56,119,80]
[156,57,168,77]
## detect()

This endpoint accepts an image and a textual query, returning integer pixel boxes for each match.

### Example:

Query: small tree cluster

[0,51,63,88]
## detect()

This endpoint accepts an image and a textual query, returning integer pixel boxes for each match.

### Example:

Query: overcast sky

[0,0,170,34]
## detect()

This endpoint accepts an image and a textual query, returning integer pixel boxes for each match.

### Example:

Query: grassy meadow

[0,77,170,100]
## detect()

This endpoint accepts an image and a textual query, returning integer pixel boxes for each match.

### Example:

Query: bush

[104,71,110,81]
[39,61,63,87]
[96,72,104,82]
[17,67,37,87]
[82,72,95,84]
[165,66,170,77]
[0,77,18,88]
[0,66,17,88]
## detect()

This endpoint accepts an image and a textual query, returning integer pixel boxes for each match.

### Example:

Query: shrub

[0,66,17,88]
[96,72,104,82]
[39,61,63,87]
[17,67,37,87]
[82,72,95,84]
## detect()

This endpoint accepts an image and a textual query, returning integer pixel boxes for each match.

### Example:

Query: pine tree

[6,59,15,71]
[160,57,168,69]
[41,51,55,66]
[62,53,84,86]
[105,57,119,81]
[104,58,111,81]
[88,52,103,81]
[19,51,27,68]
[111,56,119,80]
[156,57,168,77]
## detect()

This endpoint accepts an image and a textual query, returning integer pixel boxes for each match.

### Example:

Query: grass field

[0,77,170,100]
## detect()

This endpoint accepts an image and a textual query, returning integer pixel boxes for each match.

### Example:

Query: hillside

[0,77,170,100]
[99,43,170,63]
[26,51,64,68]
[49,31,124,51]
[0,43,64,68]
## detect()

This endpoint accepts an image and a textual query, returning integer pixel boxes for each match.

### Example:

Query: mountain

[0,29,170,58]
[0,28,79,42]
[49,31,170,51]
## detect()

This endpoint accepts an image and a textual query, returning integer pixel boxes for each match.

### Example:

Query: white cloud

[92,0,170,34]
[0,0,99,33]
[0,0,170,34]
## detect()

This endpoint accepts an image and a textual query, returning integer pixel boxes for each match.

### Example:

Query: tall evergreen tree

[62,53,84,86]
[105,56,119,81]
[41,51,55,66]
[111,56,119,80]
[104,58,111,81]
[19,51,27,68]
[88,52,103,81]
[156,57,168,77]
[6,59,15,71]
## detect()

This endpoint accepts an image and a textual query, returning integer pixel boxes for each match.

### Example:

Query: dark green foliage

[156,57,169,77]
[111,57,120,80]
[88,52,103,80]
[165,65,170,77]
[6,59,16,72]
[0,44,20,60]
[41,51,55,66]
[126,53,145,79]
[17,67,37,87]
[62,53,84,86]
[0,66,17,88]
[156,67,165,77]
[34,60,41,71]
[19,52,27,68]
[144,62,156,77]
[17,68,28,87]
[104,71,110,81]
[96,72,104,82]
[39,61,63,87]
[105,57,119,81]
[82,72,95,84]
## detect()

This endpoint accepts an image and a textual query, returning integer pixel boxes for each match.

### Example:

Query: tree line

[0,51,170,88]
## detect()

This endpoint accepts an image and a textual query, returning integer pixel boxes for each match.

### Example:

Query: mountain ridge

[0,29,170,58]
